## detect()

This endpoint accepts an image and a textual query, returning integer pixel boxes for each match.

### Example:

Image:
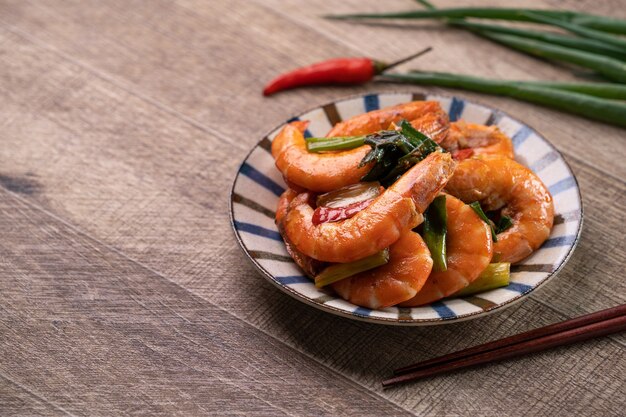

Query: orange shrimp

[282,152,455,263]
[445,155,554,263]
[409,107,450,144]
[272,102,449,192]
[271,122,372,192]
[332,232,433,309]
[327,100,446,137]
[276,188,325,277]
[401,194,493,306]
[441,121,514,159]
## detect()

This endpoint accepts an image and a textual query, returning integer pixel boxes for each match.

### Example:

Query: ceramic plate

[230,92,583,325]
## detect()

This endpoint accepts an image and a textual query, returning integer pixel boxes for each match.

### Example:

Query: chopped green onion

[423,195,447,272]
[381,72,626,128]
[469,202,498,243]
[496,215,514,234]
[453,263,511,297]
[305,135,366,152]
[314,249,390,288]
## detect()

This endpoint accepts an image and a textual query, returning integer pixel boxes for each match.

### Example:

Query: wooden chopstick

[394,304,626,376]
[383,304,626,388]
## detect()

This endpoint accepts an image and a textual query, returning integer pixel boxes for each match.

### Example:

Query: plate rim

[229,90,584,326]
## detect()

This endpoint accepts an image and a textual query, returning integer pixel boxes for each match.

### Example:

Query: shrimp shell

[275,188,326,277]
[271,122,371,192]
[442,121,514,159]
[446,155,554,263]
[282,152,455,263]
[332,232,433,309]
[327,100,445,137]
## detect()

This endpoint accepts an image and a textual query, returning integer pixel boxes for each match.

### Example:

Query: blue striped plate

[230,92,583,325]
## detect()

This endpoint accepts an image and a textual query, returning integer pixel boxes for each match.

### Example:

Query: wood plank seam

[236,0,370,55]
[0,186,415,416]
[0,10,620,187]
[0,372,75,416]
[0,19,249,154]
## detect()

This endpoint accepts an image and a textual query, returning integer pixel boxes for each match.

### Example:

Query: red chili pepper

[263,47,432,96]
[312,198,375,225]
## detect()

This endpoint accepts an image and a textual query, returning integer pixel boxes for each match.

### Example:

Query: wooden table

[1,0,624,415]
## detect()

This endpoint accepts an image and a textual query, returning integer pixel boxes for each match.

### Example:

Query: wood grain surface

[0,0,624,415]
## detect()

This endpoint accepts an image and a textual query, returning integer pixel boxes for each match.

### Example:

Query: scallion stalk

[476,32,626,83]
[522,12,626,52]
[423,195,447,272]
[326,8,626,35]
[450,20,626,60]
[381,72,626,128]
[314,249,390,288]
[305,135,366,152]
[454,263,511,297]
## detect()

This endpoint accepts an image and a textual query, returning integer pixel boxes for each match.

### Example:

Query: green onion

[381,72,626,128]
[453,263,511,297]
[306,135,366,152]
[496,215,514,234]
[358,125,441,186]
[522,12,626,52]
[314,249,390,288]
[476,32,626,83]
[451,20,626,60]
[469,202,498,243]
[414,0,435,9]
[391,71,626,100]
[507,80,626,100]
[399,120,439,149]
[423,195,447,272]
[326,7,626,35]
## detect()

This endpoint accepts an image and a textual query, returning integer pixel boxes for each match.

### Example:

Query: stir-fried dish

[271,100,554,309]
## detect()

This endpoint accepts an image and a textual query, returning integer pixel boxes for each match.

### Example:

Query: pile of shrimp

[272,100,554,309]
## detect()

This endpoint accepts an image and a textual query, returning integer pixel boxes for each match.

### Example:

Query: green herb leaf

[496,215,514,234]
[358,120,443,186]
[469,201,498,242]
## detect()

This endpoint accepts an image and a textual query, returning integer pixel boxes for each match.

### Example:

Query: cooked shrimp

[276,188,325,277]
[282,152,455,263]
[272,102,449,192]
[401,194,493,306]
[327,100,446,137]
[441,121,514,159]
[332,232,433,309]
[276,188,299,225]
[272,121,372,192]
[409,107,450,144]
[445,155,554,263]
